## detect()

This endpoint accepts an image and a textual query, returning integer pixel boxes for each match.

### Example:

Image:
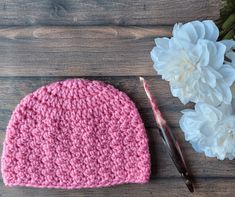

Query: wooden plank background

[0,0,220,26]
[1,0,233,197]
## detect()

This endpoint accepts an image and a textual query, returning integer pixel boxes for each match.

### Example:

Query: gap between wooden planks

[0,26,171,77]
[0,76,235,180]
[0,0,220,26]
[0,0,227,196]
[0,177,234,197]
[1,127,235,180]
[0,76,191,129]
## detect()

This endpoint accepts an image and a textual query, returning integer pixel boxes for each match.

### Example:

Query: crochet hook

[139,77,194,193]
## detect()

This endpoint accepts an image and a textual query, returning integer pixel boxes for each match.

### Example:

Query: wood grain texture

[0,0,220,26]
[0,76,192,130]
[1,76,235,181]
[0,178,235,197]
[0,26,170,76]
[1,126,235,180]
[0,0,233,196]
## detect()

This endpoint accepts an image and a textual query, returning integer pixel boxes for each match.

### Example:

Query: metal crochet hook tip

[182,173,194,193]
[159,125,194,193]
[186,180,194,193]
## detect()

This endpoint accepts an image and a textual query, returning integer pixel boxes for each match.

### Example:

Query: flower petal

[202,20,219,41]
[195,102,222,122]
[151,20,232,106]
[207,41,226,70]
[190,21,206,39]
[217,82,232,104]
[219,64,235,86]
[180,102,235,160]
[154,37,170,49]
[173,22,198,43]
[220,39,235,53]
[201,67,216,87]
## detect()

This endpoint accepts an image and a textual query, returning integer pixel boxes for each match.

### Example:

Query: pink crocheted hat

[1,78,151,189]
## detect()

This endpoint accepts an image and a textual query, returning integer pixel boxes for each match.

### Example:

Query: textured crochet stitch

[1,79,151,189]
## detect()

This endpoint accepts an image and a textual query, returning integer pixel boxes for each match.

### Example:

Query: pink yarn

[1,79,151,189]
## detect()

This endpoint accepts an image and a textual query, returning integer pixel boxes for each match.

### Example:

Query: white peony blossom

[151,20,235,106]
[150,20,235,160]
[179,102,235,160]
[220,39,235,68]
[172,20,219,43]
[220,39,235,98]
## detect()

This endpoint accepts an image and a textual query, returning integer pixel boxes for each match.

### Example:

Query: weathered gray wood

[1,127,235,179]
[0,1,231,196]
[0,26,171,76]
[0,76,193,130]
[0,0,220,26]
[0,178,235,197]
[1,77,235,180]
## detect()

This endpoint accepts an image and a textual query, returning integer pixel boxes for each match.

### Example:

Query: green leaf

[223,29,235,39]
[222,13,235,31]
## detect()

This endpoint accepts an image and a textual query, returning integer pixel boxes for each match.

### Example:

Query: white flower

[151,20,235,105]
[220,39,235,98]
[173,20,219,43]
[179,102,235,160]
[220,39,235,68]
